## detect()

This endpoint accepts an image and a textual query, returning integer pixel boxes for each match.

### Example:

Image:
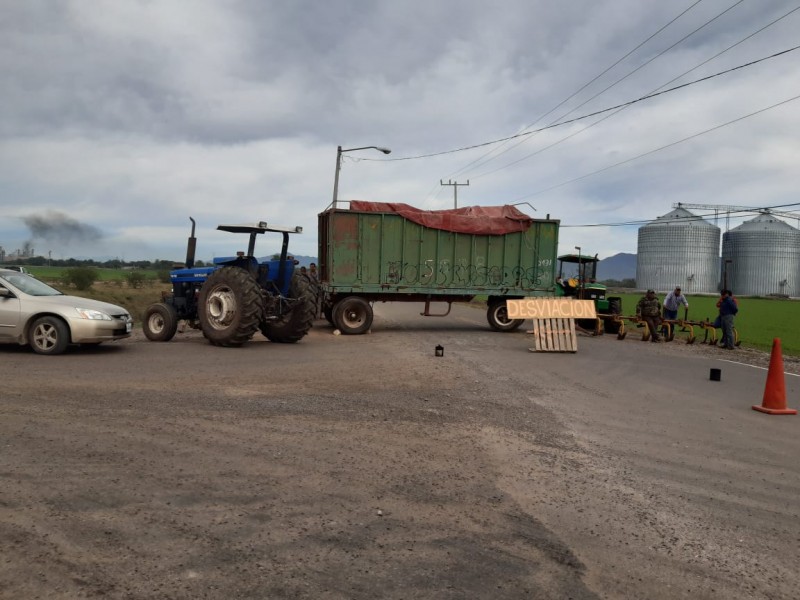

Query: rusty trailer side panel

[318,207,559,297]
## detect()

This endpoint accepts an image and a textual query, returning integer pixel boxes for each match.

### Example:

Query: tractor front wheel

[198,267,262,347]
[143,302,179,342]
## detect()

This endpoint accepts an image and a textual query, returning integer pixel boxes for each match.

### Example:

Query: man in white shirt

[663,286,689,320]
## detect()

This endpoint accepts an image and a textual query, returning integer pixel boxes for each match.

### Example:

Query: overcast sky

[1,0,798,262]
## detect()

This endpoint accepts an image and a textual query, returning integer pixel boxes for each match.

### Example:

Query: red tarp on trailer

[348,201,533,235]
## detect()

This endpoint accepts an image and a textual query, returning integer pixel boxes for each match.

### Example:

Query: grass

[26,265,161,281]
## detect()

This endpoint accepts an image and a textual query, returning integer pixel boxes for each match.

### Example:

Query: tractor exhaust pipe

[185,217,197,269]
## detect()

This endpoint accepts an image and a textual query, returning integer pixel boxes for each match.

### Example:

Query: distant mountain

[597,253,636,281]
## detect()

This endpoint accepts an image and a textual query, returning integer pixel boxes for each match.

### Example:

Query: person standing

[636,289,662,342]
[718,289,738,349]
[663,285,689,320]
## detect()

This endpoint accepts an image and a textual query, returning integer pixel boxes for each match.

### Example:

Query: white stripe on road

[719,359,800,377]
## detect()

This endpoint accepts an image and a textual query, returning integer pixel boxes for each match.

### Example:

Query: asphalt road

[1,301,798,599]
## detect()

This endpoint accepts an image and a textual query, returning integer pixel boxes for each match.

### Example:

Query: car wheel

[30,316,70,355]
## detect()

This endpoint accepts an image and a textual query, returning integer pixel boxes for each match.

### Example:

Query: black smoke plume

[23,210,104,244]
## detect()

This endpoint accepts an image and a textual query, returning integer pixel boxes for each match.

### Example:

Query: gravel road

[1,302,798,599]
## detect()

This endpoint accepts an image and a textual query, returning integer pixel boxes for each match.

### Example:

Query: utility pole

[440,179,469,209]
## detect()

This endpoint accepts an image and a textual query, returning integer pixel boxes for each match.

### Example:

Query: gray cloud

[1,1,799,261]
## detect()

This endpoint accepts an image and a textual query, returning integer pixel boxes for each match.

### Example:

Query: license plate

[126,322,132,333]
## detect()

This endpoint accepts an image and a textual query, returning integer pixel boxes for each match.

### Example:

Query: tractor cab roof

[217,222,303,235]
[558,253,599,264]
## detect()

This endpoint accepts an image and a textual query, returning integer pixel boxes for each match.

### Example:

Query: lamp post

[723,259,733,291]
[332,145,391,209]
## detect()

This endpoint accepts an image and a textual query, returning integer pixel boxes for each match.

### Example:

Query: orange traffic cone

[753,338,797,415]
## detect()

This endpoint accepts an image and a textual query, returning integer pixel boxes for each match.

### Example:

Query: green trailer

[317,201,560,334]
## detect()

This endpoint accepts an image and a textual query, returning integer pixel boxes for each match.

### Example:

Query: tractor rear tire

[487,300,524,332]
[260,273,316,343]
[198,267,262,347]
[333,296,373,335]
[143,302,179,342]
[604,297,622,334]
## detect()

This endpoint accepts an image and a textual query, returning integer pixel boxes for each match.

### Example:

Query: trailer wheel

[487,300,524,332]
[143,302,178,342]
[260,273,316,343]
[198,267,262,347]
[333,296,373,335]
[323,304,334,325]
[30,316,70,355]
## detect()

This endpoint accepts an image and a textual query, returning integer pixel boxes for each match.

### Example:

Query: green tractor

[555,253,622,333]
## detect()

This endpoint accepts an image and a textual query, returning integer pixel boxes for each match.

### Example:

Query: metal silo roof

[729,212,798,233]
[643,207,717,228]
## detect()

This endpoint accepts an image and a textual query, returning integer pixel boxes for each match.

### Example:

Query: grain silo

[636,207,720,293]
[722,212,800,297]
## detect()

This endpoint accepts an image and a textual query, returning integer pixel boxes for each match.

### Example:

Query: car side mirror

[0,288,11,297]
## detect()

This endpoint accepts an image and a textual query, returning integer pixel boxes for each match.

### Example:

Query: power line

[467,3,800,181]
[367,45,800,163]
[463,0,748,177]
[508,92,800,202]
[444,0,706,179]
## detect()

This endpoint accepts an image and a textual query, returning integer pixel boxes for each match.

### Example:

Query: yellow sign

[506,298,597,319]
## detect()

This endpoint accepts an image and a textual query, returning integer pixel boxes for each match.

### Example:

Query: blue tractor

[142,217,316,347]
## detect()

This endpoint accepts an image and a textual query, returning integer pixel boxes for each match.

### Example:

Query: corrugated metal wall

[319,208,560,296]
[636,208,720,293]
[722,213,800,297]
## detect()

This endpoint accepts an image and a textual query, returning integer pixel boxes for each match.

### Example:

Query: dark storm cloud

[23,210,104,244]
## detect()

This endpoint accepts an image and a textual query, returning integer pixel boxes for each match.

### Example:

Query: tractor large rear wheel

[260,273,316,343]
[198,267,262,347]
[603,297,622,334]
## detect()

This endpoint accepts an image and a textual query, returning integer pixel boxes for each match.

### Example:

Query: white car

[0,265,29,274]
[0,269,133,355]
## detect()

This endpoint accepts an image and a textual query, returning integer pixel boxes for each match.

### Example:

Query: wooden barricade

[506,298,596,353]
[529,318,577,353]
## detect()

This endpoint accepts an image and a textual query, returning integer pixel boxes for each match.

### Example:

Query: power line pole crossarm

[440,179,469,209]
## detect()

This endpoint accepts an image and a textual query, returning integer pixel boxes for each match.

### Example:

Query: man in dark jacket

[636,289,662,342]
[719,289,739,349]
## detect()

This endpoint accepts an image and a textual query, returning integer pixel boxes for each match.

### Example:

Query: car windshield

[0,273,64,296]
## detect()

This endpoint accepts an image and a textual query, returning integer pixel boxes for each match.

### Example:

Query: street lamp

[332,145,391,209]
[723,259,733,291]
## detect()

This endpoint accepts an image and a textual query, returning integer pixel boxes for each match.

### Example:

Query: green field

[25,265,160,281]
[607,291,800,355]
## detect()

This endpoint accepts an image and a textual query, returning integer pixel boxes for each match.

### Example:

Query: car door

[0,284,22,339]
